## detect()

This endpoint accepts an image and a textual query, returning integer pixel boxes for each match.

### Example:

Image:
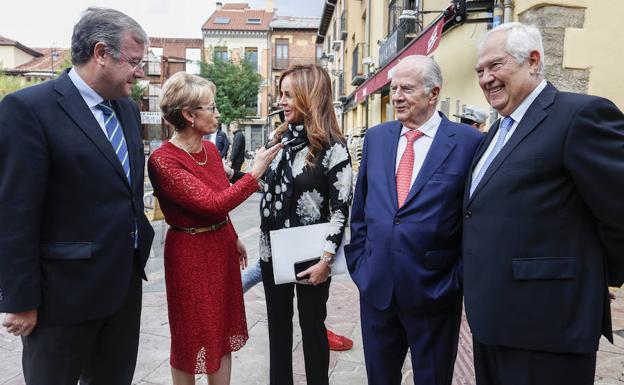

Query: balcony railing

[388,2,419,36]
[351,42,367,86]
[338,10,347,40]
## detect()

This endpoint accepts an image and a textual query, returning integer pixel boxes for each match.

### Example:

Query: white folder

[269,222,349,285]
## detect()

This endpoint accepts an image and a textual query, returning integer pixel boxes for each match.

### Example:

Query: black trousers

[231,161,244,171]
[21,261,143,385]
[261,259,330,385]
[473,338,596,385]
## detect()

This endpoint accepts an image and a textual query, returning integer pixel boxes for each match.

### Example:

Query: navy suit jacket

[345,113,483,311]
[215,129,229,158]
[463,83,624,353]
[0,70,154,324]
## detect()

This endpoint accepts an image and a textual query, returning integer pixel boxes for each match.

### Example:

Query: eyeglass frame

[108,49,145,72]
[194,104,218,114]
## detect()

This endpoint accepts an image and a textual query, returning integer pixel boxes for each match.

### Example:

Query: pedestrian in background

[229,121,246,171]
[148,72,281,385]
[464,22,624,385]
[259,64,353,385]
[0,8,155,385]
[345,55,483,385]
[454,105,488,131]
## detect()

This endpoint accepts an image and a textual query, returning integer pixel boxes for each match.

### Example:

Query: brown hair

[274,64,344,164]
[159,72,215,130]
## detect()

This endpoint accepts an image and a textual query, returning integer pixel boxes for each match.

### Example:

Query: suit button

[394,218,401,225]
[465,210,472,219]
[130,231,136,238]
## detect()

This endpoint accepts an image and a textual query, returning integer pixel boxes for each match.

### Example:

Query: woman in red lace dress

[148,72,281,385]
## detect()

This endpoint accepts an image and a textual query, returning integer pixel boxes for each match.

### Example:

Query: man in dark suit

[345,55,482,385]
[464,22,624,385]
[0,8,154,385]
[214,127,229,159]
[229,121,246,171]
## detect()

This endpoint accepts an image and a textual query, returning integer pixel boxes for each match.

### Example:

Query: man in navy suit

[0,8,154,385]
[464,22,624,385]
[345,55,482,385]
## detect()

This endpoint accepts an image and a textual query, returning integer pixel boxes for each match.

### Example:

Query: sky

[1,0,325,48]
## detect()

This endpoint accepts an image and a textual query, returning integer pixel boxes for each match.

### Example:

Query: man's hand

[2,309,37,337]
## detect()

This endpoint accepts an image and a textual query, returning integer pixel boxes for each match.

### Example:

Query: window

[274,39,288,69]
[244,47,258,72]
[247,18,262,24]
[213,47,228,61]
[316,45,323,64]
[147,47,162,76]
[215,17,230,24]
[185,48,201,75]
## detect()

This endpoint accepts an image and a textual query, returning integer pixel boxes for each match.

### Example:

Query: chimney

[216,2,223,10]
[265,0,273,13]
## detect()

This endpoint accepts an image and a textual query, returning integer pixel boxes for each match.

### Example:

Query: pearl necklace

[170,136,207,166]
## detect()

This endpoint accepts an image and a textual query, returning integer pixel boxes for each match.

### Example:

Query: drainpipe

[503,0,514,23]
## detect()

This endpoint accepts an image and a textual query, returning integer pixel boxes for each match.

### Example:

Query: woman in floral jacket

[258,64,353,385]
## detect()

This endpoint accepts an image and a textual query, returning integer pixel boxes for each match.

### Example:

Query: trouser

[261,259,331,385]
[473,338,596,385]
[360,296,461,385]
[22,262,143,385]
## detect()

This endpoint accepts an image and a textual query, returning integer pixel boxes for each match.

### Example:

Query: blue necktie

[97,101,131,183]
[469,116,514,197]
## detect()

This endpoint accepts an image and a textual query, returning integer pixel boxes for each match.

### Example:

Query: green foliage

[54,54,72,76]
[131,80,147,103]
[200,54,262,125]
[0,71,41,100]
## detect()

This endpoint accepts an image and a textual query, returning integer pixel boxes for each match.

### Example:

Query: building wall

[0,46,35,69]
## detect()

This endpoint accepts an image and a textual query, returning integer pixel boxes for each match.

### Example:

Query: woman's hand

[236,238,248,270]
[297,260,330,285]
[250,144,283,180]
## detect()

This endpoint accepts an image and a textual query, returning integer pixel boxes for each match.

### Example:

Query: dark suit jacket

[230,129,245,166]
[463,82,624,353]
[215,129,229,159]
[345,114,483,312]
[0,70,154,325]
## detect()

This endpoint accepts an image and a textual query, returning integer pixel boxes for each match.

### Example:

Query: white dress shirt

[68,68,108,136]
[395,111,442,188]
[471,80,547,181]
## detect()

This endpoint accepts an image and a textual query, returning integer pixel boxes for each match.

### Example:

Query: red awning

[353,14,446,104]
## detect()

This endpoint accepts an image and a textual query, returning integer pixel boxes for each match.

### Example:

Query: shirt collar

[400,110,442,138]
[68,67,104,108]
[507,79,547,123]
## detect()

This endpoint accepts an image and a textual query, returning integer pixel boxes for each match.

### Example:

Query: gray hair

[395,55,443,93]
[71,7,148,65]
[481,22,545,75]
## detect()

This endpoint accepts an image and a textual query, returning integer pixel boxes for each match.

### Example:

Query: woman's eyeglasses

[195,105,217,113]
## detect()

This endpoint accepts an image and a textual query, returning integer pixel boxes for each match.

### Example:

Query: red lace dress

[147,140,259,374]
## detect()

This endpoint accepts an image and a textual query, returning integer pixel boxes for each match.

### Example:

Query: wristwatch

[320,254,335,267]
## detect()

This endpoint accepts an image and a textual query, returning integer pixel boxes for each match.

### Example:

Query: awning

[353,14,446,104]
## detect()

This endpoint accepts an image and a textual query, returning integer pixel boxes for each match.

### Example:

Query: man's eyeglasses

[195,105,218,114]
[109,50,145,72]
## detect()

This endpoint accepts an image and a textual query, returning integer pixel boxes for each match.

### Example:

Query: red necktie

[396,129,424,207]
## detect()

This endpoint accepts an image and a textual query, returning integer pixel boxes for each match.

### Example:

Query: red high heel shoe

[327,329,353,351]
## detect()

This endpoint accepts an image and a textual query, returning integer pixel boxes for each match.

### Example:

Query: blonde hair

[159,72,214,130]
[274,64,344,164]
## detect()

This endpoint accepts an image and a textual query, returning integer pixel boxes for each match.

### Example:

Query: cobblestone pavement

[2,193,624,384]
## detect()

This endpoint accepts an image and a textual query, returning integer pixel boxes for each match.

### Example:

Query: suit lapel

[385,120,402,209]
[54,72,131,188]
[400,116,456,209]
[464,121,499,206]
[111,99,138,189]
[468,83,557,203]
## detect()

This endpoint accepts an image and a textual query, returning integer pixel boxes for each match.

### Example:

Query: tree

[0,70,41,101]
[200,54,262,126]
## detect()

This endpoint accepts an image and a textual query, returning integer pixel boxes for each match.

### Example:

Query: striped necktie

[97,101,131,183]
[469,116,514,197]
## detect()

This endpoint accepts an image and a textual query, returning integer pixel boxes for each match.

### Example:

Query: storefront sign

[140,111,162,125]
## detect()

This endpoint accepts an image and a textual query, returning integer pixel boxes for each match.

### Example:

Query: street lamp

[51,47,59,78]
[319,52,329,69]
